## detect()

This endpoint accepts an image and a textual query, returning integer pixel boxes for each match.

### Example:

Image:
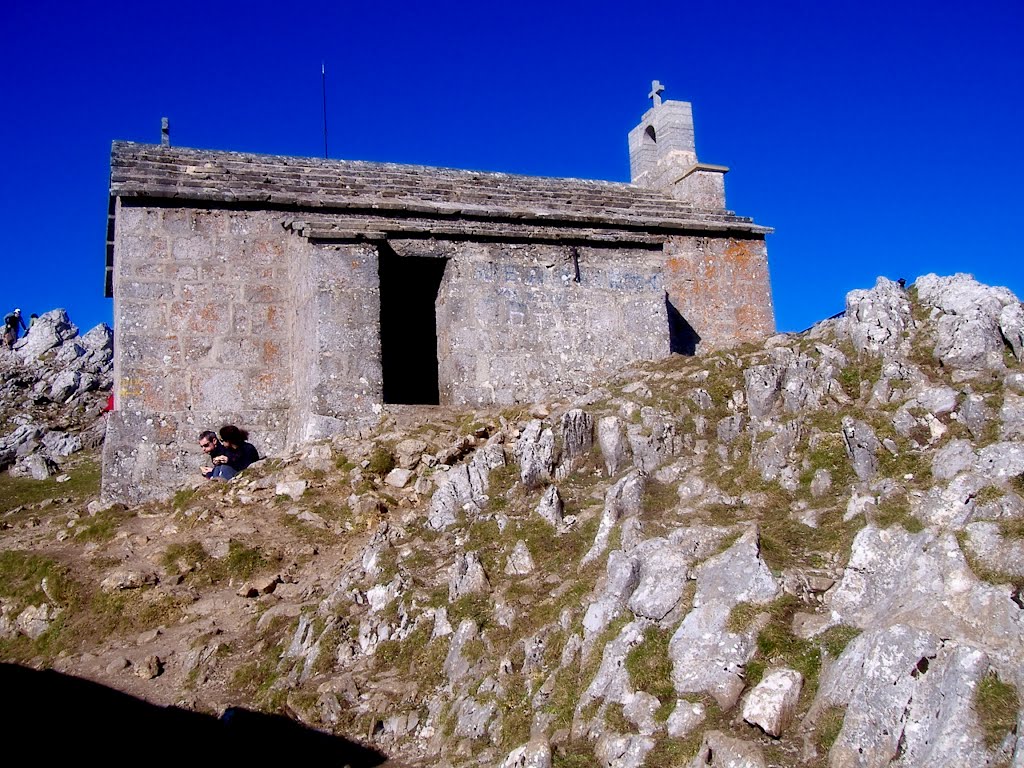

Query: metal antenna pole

[321,62,329,159]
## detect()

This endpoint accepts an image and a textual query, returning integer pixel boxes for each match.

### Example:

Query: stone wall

[436,243,670,404]
[103,205,294,502]
[662,236,775,349]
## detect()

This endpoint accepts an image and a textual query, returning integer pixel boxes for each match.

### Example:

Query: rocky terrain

[1,274,1022,767]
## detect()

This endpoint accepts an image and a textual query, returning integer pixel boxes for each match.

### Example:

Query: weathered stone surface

[669,529,778,708]
[741,668,803,737]
[516,420,556,489]
[627,538,691,620]
[666,700,706,739]
[824,526,1024,686]
[808,625,994,768]
[915,273,1020,369]
[582,470,646,565]
[841,417,880,481]
[449,552,490,601]
[597,416,630,476]
[428,444,506,530]
[505,540,535,575]
[685,730,766,768]
[383,468,413,488]
[556,409,593,479]
[499,739,552,768]
[839,276,912,358]
[535,485,564,527]
[583,550,642,639]
[16,309,79,361]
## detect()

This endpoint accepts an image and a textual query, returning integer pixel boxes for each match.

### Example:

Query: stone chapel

[101,83,775,502]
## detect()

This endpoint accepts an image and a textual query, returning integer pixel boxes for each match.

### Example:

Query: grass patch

[747,595,822,695]
[873,498,924,533]
[815,705,846,753]
[366,444,396,478]
[975,672,1019,749]
[624,626,675,721]
[819,624,861,659]
[74,505,132,543]
[0,452,102,513]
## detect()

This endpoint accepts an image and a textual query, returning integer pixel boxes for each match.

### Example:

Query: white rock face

[839,276,913,358]
[275,479,307,500]
[666,700,706,738]
[741,668,803,737]
[383,467,413,488]
[825,526,1024,689]
[809,625,995,768]
[499,739,552,768]
[597,415,630,476]
[915,273,1020,369]
[669,528,779,708]
[685,730,766,768]
[504,540,535,575]
[535,485,563,527]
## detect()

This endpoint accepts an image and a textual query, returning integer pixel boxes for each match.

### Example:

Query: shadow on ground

[0,662,390,764]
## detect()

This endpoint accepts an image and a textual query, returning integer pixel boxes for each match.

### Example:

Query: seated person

[198,430,233,480]
[219,424,260,475]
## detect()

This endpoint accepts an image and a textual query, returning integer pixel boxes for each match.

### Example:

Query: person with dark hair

[198,429,233,480]
[3,308,26,349]
[219,425,260,474]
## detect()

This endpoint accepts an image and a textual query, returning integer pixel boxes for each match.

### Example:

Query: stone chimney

[628,81,728,209]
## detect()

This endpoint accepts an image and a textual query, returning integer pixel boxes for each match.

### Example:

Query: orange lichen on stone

[262,340,281,364]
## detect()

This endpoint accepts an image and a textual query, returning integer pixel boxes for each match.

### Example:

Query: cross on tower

[648,80,665,107]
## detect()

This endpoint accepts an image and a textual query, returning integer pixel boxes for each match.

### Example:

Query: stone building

[101,85,774,502]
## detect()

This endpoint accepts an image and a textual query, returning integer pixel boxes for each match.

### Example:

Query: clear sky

[1,0,1021,336]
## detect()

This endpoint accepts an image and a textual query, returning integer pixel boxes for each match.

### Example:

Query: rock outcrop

[2,276,1023,768]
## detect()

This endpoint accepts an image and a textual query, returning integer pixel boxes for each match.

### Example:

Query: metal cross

[648,80,665,107]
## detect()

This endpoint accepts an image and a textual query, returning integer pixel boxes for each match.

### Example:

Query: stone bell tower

[628,80,728,209]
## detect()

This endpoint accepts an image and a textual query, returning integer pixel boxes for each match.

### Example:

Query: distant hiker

[198,430,233,481]
[897,278,907,290]
[3,308,27,349]
[28,313,38,328]
[219,424,260,474]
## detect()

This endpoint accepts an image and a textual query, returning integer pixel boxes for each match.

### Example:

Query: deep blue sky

[1,0,1021,336]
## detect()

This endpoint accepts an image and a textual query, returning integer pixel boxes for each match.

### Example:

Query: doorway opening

[378,243,448,404]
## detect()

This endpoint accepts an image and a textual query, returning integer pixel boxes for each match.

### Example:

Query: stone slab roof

[109,142,771,236]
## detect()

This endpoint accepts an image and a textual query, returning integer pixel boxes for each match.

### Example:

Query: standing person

[219,424,260,474]
[3,308,26,349]
[198,430,234,481]
[28,313,38,329]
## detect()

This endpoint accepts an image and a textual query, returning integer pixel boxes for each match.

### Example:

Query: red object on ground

[103,393,114,412]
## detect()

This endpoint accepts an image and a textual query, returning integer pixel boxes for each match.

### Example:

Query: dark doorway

[666,294,701,355]
[378,243,447,404]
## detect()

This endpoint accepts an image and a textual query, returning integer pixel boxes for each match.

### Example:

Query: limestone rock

[597,416,630,476]
[685,730,766,768]
[504,540,535,575]
[741,667,803,737]
[384,468,413,488]
[449,552,490,600]
[839,276,912,358]
[16,309,79,361]
[666,699,706,739]
[515,420,555,488]
[555,408,593,479]
[582,470,646,565]
[535,485,564,527]
[841,416,880,481]
[499,739,552,768]
[275,480,307,500]
[915,273,1019,369]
